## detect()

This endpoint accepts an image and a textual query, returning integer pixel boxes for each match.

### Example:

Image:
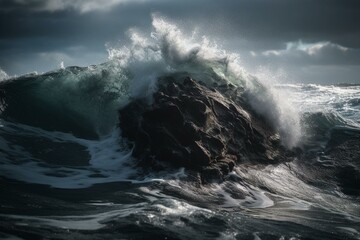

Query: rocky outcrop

[119,77,290,182]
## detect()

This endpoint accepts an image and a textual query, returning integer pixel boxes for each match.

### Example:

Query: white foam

[253,232,262,240]
[337,227,359,234]
[0,67,8,81]
[153,199,212,216]
[217,231,238,240]
[240,68,301,148]
[278,83,360,124]
[275,198,312,211]
[208,181,274,209]
[1,204,146,230]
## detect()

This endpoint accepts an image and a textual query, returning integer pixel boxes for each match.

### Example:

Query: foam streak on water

[0,120,138,188]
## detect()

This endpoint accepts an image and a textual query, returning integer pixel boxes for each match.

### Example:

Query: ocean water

[0,18,359,240]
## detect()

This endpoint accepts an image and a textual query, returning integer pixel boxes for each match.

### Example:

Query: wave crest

[106,16,301,147]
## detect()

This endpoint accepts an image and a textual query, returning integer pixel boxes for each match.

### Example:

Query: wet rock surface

[119,77,290,182]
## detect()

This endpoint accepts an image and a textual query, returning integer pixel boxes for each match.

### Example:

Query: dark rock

[119,77,291,182]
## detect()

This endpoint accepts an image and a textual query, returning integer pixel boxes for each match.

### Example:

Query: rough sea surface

[0,18,359,240]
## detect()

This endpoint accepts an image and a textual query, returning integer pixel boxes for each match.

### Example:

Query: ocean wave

[0,16,301,148]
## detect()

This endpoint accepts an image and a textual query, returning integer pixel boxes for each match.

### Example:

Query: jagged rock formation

[119,77,290,182]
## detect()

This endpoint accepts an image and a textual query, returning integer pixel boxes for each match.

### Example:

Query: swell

[0,65,131,138]
[301,111,350,137]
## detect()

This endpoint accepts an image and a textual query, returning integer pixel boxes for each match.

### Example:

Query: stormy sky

[0,0,360,84]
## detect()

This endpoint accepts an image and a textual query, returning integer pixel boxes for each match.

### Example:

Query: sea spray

[0,67,8,81]
[246,68,302,148]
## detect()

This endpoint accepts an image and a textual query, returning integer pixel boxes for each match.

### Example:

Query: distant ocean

[0,18,359,240]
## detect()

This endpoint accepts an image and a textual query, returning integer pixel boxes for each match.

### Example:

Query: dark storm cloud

[0,0,154,74]
[240,41,360,84]
[0,0,359,83]
[0,0,148,13]
[2,0,360,47]
[174,0,360,50]
[0,0,44,11]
